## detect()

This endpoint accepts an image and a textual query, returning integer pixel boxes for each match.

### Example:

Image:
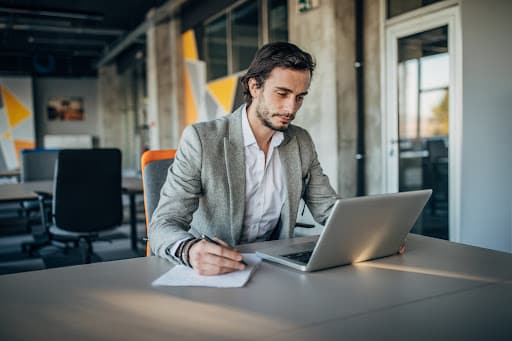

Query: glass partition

[397,26,449,239]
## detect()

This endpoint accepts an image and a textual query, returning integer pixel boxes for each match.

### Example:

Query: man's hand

[188,237,245,275]
[398,238,407,254]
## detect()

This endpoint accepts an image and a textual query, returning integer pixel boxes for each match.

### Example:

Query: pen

[201,234,247,266]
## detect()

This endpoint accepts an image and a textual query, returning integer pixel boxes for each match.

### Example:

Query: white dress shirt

[240,105,285,243]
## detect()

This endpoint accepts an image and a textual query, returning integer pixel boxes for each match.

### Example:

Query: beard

[254,99,295,132]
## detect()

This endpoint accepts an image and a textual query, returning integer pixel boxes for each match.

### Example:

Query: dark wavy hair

[240,42,316,106]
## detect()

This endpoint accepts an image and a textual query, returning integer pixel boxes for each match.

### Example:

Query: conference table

[0,177,143,252]
[0,234,511,340]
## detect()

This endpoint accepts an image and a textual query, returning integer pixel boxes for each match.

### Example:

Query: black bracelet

[185,238,202,268]
[182,240,192,267]
[176,241,186,264]
[177,238,194,265]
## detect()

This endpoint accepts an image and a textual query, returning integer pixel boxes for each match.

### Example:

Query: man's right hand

[187,237,245,275]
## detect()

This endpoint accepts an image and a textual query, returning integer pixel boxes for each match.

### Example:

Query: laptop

[256,189,432,272]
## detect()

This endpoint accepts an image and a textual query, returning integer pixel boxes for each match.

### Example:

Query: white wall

[34,78,98,147]
[460,0,512,252]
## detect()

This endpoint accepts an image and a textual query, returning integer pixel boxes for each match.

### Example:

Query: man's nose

[282,97,299,114]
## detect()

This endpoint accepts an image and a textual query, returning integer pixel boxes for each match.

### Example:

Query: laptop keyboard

[283,250,313,264]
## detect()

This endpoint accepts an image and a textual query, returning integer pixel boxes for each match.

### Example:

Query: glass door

[385,7,462,241]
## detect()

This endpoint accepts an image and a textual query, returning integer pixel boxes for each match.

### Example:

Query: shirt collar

[241,104,284,148]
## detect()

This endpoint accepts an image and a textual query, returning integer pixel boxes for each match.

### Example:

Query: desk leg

[129,193,138,252]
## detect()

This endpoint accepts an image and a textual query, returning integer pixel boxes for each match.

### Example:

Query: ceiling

[0,0,167,77]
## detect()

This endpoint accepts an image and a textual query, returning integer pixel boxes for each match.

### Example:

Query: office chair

[20,148,59,182]
[141,149,176,256]
[20,148,59,255]
[41,148,123,264]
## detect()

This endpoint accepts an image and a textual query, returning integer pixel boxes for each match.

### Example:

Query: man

[149,42,337,275]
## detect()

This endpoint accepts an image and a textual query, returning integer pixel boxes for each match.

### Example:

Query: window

[203,0,288,81]
[397,26,449,139]
[269,0,288,42]
[231,1,260,73]
[387,0,445,18]
[204,15,228,81]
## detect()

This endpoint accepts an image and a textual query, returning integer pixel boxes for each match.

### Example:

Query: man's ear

[248,78,261,98]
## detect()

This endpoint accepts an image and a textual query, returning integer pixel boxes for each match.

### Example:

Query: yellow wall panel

[184,69,198,125]
[207,76,238,114]
[182,30,198,61]
[1,86,31,128]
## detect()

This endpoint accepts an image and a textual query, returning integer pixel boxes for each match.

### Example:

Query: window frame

[202,0,287,81]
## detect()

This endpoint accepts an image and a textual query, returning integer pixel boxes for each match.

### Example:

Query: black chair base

[22,237,79,257]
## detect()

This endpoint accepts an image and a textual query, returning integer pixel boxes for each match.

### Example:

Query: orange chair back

[141,149,176,256]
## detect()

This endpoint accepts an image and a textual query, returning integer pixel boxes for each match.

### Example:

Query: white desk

[0,168,20,181]
[0,234,511,340]
[0,180,51,202]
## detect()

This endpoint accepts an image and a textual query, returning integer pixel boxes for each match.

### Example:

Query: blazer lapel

[278,133,301,239]
[224,109,245,244]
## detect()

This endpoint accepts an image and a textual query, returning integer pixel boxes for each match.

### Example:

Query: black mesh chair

[41,148,123,263]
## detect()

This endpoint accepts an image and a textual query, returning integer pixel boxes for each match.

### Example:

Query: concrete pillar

[146,14,184,150]
[334,0,358,197]
[288,0,357,197]
[364,0,384,194]
[97,64,138,171]
[97,64,123,150]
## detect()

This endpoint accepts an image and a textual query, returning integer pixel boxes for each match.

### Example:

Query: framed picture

[47,97,84,121]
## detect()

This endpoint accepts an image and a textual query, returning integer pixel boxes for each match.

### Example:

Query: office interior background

[0,0,511,274]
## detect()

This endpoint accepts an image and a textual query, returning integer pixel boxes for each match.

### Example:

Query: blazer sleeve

[301,130,338,225]
[148,125,203,261]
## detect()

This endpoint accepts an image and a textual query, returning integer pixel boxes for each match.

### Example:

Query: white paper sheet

[152,253,261,288]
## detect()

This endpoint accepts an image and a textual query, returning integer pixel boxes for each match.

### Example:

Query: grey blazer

[149,106,337,261]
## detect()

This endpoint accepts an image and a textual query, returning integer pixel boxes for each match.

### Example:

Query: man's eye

[277,92,287,97]
[297,96,304,102]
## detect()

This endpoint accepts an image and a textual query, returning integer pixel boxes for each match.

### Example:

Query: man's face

[249,67,310,132]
